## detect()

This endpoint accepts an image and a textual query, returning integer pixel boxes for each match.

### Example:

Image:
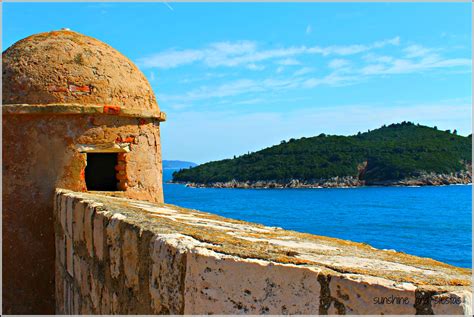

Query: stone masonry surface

[3,30,160,116]
[55,189,472,315]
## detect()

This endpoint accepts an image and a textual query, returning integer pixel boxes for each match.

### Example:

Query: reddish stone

[48,86,69,93]
[117,153,127,161]
[103,105,121,115]
[114,136,134,143]
[115,164,125,171]
[116,173,129,181]
[68,85,90,93]
[122,137,135,143]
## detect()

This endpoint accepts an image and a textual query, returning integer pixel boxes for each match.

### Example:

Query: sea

[163,169,472,268]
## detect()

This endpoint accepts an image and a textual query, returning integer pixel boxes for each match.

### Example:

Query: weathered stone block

[62,280,68,314]
[431,291,472,315]
[64,279,73,314]
[79,257,90,297]
[106,213,126,279]
[90,272,103,312]
[328,274,416,315]
[123,226,139,291]
[73,254,82,286]
[66,235,73,277]
[55,270,65,314]
[149,234,187,314]
[73,288,81,315]
[73,200,85,242]
[58,233,66,267]
[60,194,67,231]
[100,286,112,314]
[84,205,95,257]
[54,191,61,224]
[93,211,105,261]
[112,292,120,314]
[81,297,93,315]
[184,246,321,314]
[66,194,74,237]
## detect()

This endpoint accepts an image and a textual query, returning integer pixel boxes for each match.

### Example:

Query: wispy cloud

[151,36,470,113]
[160,75,306,104]
[159,44,470,104]
[328,58,351,69]
[138,37,401,69]
[246,63,265,71]
[403,44,433,58]
[276,58,301,66]
[293,67,314,76]
[360,53,471,75]
[306,25,312,35]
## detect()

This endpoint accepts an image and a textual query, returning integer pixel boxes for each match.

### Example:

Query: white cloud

[360,64,387,75]
[328,58,351,69]
[306,37,400,56]
[302,72,359,88]
[276,58,301,66]
[150,36,470,113]
[306,25,312,35]
[374,36,400,47]
[234,98,266,105]
[246,63,265,71]
[160,79,262,103]
[403,44,433,58]
[360,55,471,75]
[209,41,257,54]
[159,43,470,104]
[160,74,310,104]
[363,53,394,64]
[138,37,401,69]
[293,67,314,76]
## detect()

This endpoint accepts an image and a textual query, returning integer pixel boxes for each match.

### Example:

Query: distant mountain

[163,160,197,169]
[172,122,472,188]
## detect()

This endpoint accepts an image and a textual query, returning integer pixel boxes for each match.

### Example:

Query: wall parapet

[54,189,472,315]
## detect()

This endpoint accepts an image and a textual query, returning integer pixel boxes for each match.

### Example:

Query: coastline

[170,171,472,189]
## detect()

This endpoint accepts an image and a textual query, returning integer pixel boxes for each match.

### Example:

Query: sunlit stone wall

[54,189,472,315]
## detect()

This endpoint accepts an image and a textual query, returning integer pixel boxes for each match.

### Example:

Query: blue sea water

[163,169,472,268]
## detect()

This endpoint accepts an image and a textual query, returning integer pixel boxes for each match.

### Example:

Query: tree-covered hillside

[172,122,472,184]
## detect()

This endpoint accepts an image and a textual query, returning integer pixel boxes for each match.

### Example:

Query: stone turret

[2,29,165,314]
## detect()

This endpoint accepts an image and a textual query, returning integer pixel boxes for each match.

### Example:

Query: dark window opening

[85,153,119,191]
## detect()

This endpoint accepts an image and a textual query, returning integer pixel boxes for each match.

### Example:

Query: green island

[172,122,472,188]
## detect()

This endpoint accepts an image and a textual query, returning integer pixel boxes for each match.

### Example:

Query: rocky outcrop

[175,169,471,189]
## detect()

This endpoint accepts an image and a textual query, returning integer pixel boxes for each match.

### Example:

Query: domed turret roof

[2,29,160,117]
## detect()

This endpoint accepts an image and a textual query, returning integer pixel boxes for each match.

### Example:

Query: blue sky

[3,2,472,163]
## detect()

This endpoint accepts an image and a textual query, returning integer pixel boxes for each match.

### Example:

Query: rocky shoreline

[171,170,472,189]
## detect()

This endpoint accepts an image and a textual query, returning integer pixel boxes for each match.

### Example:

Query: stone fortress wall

[4,29,472,315]
[55,189,472,315]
